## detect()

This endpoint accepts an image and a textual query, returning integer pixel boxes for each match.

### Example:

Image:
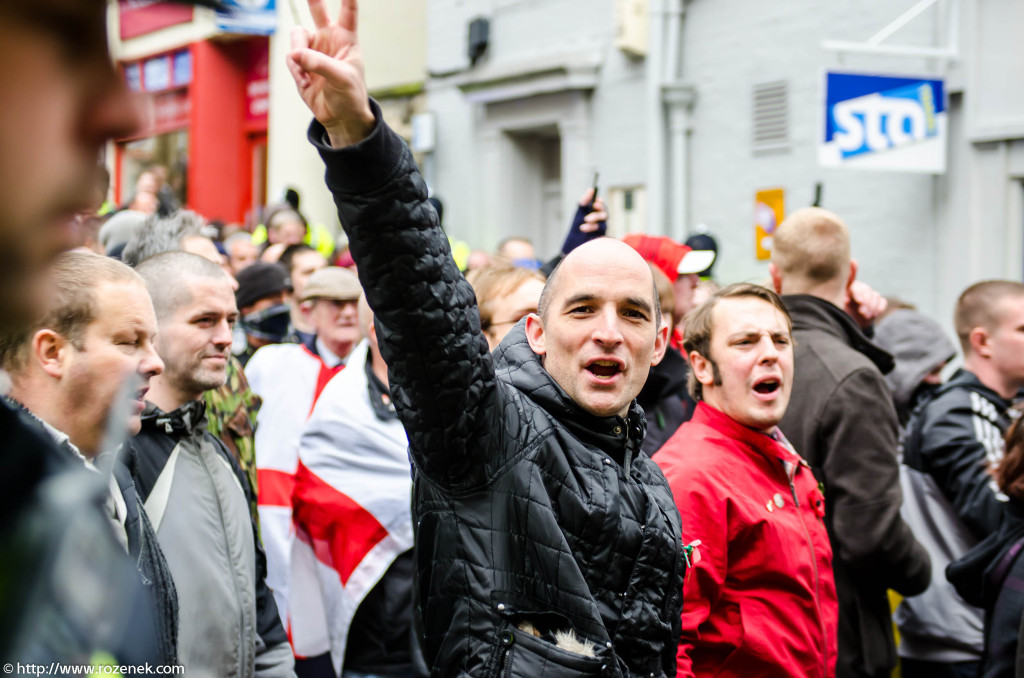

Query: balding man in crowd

[287,1,685,672]
[0,252,177,664]
[124,252,295,678]
[895,281,1024,678]
[770,207,930,678]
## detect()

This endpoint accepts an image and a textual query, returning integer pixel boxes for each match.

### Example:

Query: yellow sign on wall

[755,188,784,260]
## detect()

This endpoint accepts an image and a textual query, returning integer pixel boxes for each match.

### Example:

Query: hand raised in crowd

[287,0,375,148]
[845,279,888,330]
[578,188,607,233]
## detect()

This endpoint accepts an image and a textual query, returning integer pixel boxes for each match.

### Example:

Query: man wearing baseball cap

[622,233,716,332]
[244,267,364,669]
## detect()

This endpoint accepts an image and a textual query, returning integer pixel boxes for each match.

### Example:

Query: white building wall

[680,0,942,314]
[269,0,427,235]
[425,0,644,253]
[426,0,1024,324]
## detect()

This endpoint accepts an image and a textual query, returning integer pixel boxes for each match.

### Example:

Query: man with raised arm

[287,1,686,675]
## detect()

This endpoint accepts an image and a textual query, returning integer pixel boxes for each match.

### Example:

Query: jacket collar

[495,322,647,468]
[783,294,895,375]
[692,401,802,467]
[140,398,208,435]
[935,368,1013,409]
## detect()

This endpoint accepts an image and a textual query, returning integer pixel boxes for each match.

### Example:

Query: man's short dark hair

[136,251,230,320]
[278,243,318,275]
[954,280,1024,354]
[683,282,792,401]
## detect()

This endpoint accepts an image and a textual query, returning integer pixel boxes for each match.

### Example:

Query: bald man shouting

[286,1,684,675]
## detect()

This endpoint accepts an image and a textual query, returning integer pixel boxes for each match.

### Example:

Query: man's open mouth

[587,359,622,379]
[753,378,781,395]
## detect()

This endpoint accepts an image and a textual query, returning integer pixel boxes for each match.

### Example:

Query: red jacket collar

[691,401,803,467]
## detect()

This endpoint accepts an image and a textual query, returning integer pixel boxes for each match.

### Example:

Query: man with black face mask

[235,262,295,367]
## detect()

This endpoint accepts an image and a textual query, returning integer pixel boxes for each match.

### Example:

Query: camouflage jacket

[204,355,262,523]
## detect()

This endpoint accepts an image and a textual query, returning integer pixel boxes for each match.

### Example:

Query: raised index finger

[338,0,358,32]
[307,0,330,29]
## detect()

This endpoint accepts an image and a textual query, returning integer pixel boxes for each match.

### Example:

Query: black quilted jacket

[310,104,685,677]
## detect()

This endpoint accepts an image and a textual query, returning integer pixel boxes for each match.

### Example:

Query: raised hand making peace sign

[287,0,376,148]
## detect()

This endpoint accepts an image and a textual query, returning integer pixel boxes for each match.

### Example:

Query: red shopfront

[116,37,270,224]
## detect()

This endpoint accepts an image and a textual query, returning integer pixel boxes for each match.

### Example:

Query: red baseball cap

[621,234,716,282]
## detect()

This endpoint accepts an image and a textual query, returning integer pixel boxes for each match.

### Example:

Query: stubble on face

[157,278,236,402]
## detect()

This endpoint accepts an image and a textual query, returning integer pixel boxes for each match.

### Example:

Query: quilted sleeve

[308,102,500,492]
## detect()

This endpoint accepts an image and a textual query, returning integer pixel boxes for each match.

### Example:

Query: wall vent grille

[752,80,790,154]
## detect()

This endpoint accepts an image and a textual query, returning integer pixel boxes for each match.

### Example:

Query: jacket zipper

[786,468,828,677]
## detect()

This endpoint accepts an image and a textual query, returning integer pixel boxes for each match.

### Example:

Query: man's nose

[140,343,164,378]
[591,307,624,346]
[212,319,234,347]
[758,336,780,362]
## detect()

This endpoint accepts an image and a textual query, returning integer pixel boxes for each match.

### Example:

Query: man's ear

[768,263,783,294]
[970,326,992,359]
[651,323,669,367]
[846,259,858,292]
[524,313,546,356]
[689,350,716,388]
[366,319,378,346]
[32,330,67,379]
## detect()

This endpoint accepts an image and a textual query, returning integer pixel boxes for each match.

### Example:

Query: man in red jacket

[656,282,839,678]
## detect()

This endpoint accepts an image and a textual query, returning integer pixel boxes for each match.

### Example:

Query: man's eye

[569,306,592,314]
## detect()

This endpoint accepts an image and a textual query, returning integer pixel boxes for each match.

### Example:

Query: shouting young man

[656,283,838,678]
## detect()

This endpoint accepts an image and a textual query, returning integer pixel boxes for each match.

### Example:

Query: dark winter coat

[0,398,163,664]
[948,500,1024,678]
[310,102,686,677]
[638,346,694,458]
[779,294,931,678]
[897,369,1013,663]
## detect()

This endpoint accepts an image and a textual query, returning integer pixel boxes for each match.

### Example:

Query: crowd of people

[5,1,1024,678]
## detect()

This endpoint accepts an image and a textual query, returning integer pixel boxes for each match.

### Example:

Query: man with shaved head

[770,207,930,678]
[895,280,1024,677]
[124,252,294,677]
[287,1,683,674]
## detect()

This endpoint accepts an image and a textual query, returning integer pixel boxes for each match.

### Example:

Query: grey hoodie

[874,309,957,426]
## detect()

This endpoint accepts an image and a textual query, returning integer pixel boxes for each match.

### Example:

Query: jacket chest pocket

[489,620,609,678]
